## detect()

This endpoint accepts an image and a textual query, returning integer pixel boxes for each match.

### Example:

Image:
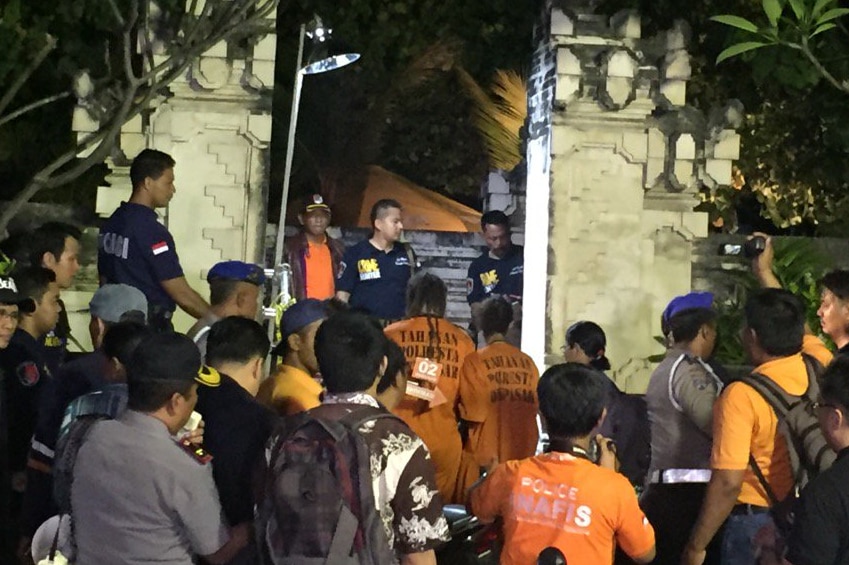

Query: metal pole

[266,24,306,347]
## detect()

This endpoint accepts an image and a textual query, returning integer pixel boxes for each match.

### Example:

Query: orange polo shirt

[385,315,476,503]
[711,335,833,506]
[470,453,655,565]
[304,240,335,299]
[459,341,540,469]
[257,364,323,416]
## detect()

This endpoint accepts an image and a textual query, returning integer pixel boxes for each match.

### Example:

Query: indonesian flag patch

[151,241,169,256]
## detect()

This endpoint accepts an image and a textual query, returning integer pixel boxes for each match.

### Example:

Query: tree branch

[799,37,849,95]
[0,92,72,129]
[105,0,126,27]
[0,35,57,117]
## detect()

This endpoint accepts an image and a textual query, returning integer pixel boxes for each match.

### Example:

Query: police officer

[70,332,250,564]
[0,274,36,563]
[98,149,209,332]
[466,210,523,345]
[335,198,417,324]
[641,292,723,565]
[0,267,61,557]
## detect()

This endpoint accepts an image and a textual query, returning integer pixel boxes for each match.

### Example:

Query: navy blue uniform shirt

[40,304,69,376]
[98,202,183,313]
[466,244,524,304]
[337,239,414,320]
[0,329,52,474]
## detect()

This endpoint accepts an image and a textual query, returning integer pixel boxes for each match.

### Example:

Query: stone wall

[521,3,741,392]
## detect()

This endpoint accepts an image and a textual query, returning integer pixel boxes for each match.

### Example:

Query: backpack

[257,403,398,565]
[738,353,836,535]
[599,391,652,489]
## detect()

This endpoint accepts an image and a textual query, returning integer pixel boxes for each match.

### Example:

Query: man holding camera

[470,363,656,565]
[684,235,833,565]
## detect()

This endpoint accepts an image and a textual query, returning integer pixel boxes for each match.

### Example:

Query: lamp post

[266,17,360,343]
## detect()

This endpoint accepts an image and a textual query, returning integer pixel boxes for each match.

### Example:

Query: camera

[718,236,766,259]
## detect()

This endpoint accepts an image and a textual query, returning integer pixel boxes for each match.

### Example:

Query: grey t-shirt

[72,410,229,564]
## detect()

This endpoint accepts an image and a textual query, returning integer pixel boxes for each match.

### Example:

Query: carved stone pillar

[522,2,740,390]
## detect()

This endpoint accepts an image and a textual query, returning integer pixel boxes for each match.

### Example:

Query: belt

[730,504,769,516]
[649,469,712,484]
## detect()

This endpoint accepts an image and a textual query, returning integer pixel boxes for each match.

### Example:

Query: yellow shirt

[258,364,323,416]
[711,335,833,506]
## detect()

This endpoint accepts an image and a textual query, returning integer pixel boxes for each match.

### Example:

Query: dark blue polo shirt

[0,329,51,475]
[40,304,69,376]
[337,239,413,320]
[97,202,183,313]
[466,244,524,304]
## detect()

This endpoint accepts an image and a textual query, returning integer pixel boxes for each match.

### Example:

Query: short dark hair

[480,210,510,231]
[130,149,175,190]
[378,338,407,394]
[667,308,717,344]
[102,321,152,367]
[744,288,805,357]
[821,356,849,412]
[209,279,240,307]
[315,311,385,393]
[206,317,270,367]
[565,321,611,372]
[12,266,56,304]
[29,222,82,266]
[479,296,513,337]
[370,199,402,226]
[127,333,200,412]
[820,270,849,302]
[406,273,447,318]
[538,363,606,438]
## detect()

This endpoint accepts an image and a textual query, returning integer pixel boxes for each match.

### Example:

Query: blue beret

[662,291,714,323]
[207,261,265,285]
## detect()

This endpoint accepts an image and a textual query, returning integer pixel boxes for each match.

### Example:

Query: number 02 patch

[412,357,443,383]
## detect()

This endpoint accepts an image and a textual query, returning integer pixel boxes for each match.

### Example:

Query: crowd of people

[1,147,848,565]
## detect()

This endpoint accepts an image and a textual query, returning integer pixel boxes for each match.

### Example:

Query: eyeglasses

[0,308,21,323]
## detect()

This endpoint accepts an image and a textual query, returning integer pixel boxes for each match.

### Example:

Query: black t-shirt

[786,447,849,565]
[336,240,414,320]
[196,374,274,525]
[466,245,524,304]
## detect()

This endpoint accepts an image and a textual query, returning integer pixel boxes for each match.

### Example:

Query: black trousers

[639,483,722,565]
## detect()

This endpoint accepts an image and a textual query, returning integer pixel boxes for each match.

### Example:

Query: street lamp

[266,16,360,342]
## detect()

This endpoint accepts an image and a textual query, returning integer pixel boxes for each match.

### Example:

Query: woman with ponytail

[562,321,652,492]
[385,273,476,503]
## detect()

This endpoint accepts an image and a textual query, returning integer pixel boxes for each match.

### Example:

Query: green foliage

[711,0,849,66]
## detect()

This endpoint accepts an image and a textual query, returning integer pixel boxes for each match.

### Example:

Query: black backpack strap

[748,454,781,508]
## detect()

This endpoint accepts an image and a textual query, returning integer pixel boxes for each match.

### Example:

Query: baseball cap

[129,333,220,388]
[282,299,327,339]
[90,284,148,323]
[0,275,35,313]
[207,261,266,286]
[300,194,331,215]
[662,291,715,323]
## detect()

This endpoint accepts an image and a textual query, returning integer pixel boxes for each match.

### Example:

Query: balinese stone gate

[521,0,740,391]
[73,1,277,332]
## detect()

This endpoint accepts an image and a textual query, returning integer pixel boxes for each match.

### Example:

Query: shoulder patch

[16,361,40,387]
